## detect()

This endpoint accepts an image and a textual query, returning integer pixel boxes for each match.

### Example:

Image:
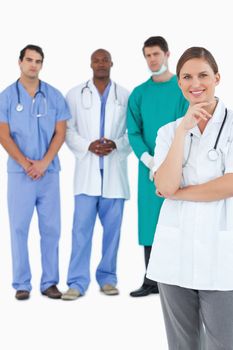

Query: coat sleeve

[225,122,233,174]
[127,88,150,159]
[65,90,90,160]
[114,132,132,161]
[152,123,175,174]
[112,86,132,161]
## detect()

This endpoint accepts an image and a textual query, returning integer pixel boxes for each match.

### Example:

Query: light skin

[88,49,116,156]
[143,46,173,82]
[18,49,43,96]
[154,57,233,201]
[0,49,66,180]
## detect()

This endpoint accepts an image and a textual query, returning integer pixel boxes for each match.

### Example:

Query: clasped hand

[89,137,116,156]
[25,158,48,180]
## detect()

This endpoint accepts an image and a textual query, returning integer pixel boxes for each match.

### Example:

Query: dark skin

[89,137,116,156]
[88,49,116,156]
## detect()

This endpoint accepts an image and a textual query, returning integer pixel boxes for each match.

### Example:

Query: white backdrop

[0,1,232,349]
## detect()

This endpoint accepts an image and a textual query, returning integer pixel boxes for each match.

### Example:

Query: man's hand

[88,139,103,155]
[99,138,116,155]
[89,138,116,156]
[26,158,49,180]
[21,158,34,173]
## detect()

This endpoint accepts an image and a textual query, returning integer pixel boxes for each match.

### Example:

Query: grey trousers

[158,283,233,350]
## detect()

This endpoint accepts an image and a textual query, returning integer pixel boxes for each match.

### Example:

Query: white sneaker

[100,284,119,296]
[61,288,81,301]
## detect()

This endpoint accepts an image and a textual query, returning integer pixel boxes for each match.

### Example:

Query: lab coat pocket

[150,225,182,281]
[217,230,233,286]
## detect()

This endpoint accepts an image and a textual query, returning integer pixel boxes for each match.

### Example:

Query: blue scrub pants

[67,194,125,295]
[7,172,61,292]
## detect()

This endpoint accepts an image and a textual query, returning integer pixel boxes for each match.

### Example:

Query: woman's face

[178,58,220,106]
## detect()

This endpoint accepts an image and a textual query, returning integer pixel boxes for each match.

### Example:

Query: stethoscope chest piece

[16,103,23,112]
[208,148,219,161]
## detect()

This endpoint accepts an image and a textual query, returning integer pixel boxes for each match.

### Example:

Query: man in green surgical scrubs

[127,36,188,297]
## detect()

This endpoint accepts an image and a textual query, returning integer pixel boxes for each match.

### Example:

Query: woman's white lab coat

[66,80,131,199]
[147,100,233,290]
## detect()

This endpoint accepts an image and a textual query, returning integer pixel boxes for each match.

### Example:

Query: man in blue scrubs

[0,44,70,300]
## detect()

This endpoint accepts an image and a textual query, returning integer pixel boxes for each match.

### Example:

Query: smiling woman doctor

[146,47,233,349]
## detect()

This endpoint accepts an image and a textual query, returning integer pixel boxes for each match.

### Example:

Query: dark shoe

[42,285,62,299]
[15,290,30,300]
[130,284,159,297]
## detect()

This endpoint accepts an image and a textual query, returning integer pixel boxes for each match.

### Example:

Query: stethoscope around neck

[183,108,228,167]
[81,80,119,109]
[15,78,47,117]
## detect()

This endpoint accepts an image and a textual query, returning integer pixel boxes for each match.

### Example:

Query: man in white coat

[62,49,131,300]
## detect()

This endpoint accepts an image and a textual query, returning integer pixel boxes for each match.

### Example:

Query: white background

[0,0,232,349]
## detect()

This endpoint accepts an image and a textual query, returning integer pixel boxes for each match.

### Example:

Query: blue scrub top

[0,81,71,172]
[99,81,111,170]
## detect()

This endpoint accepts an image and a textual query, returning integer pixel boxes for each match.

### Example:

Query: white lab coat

[147,100,233,290]
[66,80,131,199]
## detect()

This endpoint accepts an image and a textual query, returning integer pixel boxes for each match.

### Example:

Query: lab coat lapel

[105,83,116,136]
[88,80,101,136]
[89,80,116,137]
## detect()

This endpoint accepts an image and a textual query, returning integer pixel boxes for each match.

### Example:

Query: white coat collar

[88,79,113,95]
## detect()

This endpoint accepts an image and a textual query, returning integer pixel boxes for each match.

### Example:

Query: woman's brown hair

[176,47,218,78]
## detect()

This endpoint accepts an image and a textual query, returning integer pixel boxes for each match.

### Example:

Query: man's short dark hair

[19,44,44,62]
[142,36,169,55]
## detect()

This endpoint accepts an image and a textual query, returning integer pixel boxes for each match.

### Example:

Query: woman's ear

[215,72,220,86]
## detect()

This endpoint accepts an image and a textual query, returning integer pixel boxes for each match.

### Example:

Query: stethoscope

[15,79,47,117]
[183,108,228,167]
[81,80,119,109]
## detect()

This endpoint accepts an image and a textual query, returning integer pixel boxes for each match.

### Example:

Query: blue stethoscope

[81,80,119,109]
[15,79,47,117]
[183,108,228,167]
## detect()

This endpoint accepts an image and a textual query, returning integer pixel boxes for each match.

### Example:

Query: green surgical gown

[127,76,188,245]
